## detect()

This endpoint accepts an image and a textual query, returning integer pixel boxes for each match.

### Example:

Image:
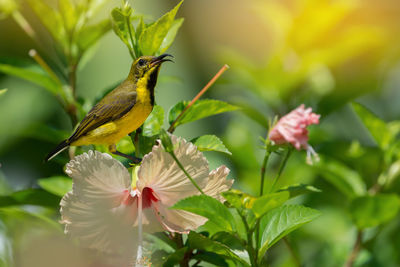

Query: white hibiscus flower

[60,135,233,262]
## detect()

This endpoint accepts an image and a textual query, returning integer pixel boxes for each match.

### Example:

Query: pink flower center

[142,187,158,208]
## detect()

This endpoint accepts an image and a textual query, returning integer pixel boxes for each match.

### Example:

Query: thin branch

[29,49,62,86]
[344,230,363,267]
[170,152,204,194]
[167,64,229,133]
[283,237,302,267]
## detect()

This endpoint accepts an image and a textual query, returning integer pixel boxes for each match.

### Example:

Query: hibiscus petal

[152,201,207,233]
[204,166,234,201]
[137,135,209,206]
[65,150,131,207]
[60,191,137,255]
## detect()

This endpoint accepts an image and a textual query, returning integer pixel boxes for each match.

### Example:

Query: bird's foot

[111,150,142,164]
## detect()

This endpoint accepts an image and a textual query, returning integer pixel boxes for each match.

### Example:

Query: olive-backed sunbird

[45,54,173,162]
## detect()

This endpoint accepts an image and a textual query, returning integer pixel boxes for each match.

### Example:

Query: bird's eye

[138,59,146,67]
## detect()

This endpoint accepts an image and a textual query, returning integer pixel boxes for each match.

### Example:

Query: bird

[45,54,173,163]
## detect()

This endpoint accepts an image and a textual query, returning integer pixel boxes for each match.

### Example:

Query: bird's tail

[45,139,70,162]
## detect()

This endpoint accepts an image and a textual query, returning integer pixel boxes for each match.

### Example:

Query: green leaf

[139,0,183,55]
[222,189,288,218]
[221,189,253,210]
[349,194,400,229]
[314,157,366,198]
[171,195,235,232]
[142,105,164,137]
[159,17,184,54]
[169,99,239,128]
[111,6,135,55]
[187,232,250,267]
[258,205,320,257]
[164,247,188,267]
[352,102,392,149]
[192,251,229,267]
[251,192,289,218]
[38,176,72,197]
[59,0,77,32]
[277,184,322,198]
[0,88,7,97]
[78,19,111,51]
[191,135,231,155]
[0,189,61,208]
[26,0,64,43]
[0,64,60,95]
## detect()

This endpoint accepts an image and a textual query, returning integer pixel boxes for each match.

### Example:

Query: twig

[344,230,363,267]
[29,49,62,86]
[167,64,229,133]
[283,237,302,267]
[170,152,204,194]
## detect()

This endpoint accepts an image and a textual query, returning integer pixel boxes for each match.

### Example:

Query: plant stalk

[344,230,363,267]
[269,148,292,193]
[170,152,204,194]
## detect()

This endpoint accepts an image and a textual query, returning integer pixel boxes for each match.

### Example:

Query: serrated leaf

[0,189,60,208]
[221,189,253,210]
[159,17,184,54]
[0,64,61,95]
[222,189,288,218]
[258,205,320,258]
[26,0,65,43]
[0,88,7,97]
[169,99,239,128]
[352,102,392,149]
[139,0,183,55]
[191,135,231,155]
[142,105,164,137]
[171,195,235,232]
[78,19,111,51]
[277,183,322,198]
[187,232,250,267]
[111,6,135,54]
[314,157,366,198]
[349,194,400,229]
[251,192,289,218]
[38,176,72,197]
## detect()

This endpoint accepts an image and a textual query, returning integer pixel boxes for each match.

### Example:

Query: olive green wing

[69,91,137,142]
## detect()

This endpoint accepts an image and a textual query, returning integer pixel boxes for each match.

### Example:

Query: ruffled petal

[137,135,209,206]
[203,166,234,201]
[152,201,207,233]
[60,191,137,255]
[65,151,131,207]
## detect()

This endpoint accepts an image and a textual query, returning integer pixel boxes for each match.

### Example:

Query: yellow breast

[72,83,153,146]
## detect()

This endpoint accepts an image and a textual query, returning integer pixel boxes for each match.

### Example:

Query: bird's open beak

[150,54,174,67]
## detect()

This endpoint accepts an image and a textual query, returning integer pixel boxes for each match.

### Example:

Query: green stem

[255,148,271,264]
[12,11,36,39]
[283,237,301,267]
[238,210,257,267]
[170,152,204,194]
[269,148,292,193]
[259,150,271,197]
[126,15,137,59]
[344,230,363,267]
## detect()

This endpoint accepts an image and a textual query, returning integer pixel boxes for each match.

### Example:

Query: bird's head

[129,54,173,81]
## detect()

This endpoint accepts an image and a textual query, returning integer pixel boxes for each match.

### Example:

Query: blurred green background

[1,0,400,266]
